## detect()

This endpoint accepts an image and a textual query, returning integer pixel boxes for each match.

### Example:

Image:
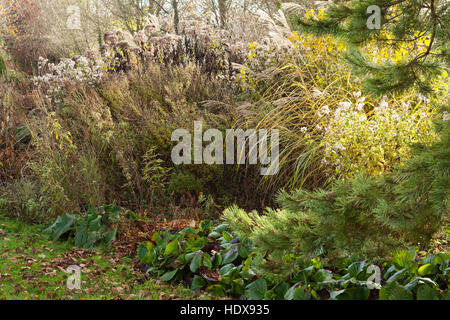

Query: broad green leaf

[74,223,89,247]
[206,284,226,297]
[44,213,77,241]
[151,232,161,244]
[137,243,148,259]
[165,240,180,256]
[185,251,196,263]
[433,253,450,264]
[312,269,332,283]
[238,245,250,259]
[296,266,313,282]
[284,283,299,300]
[380,284,413,300]
[347,261,365,278]
[418,263,437,276]
[203,253,213,269]
[416,285,439,300]
[88,215,101,232]
[383,265,396,278]
[329,289,345,300]
[212,223,229,234]
[190,251,203,273]
[272,282,289,299]
[337,287,370,300]
[293,286,310,300]
[245,278,267,300]
[386,268,406,284]
[222,245,239,264]
[219,263,235,276]
[191,275,206,290]
[212,252,223,268]
[222,231,234,242]
[392,249,418,273]
[137,242,155,264]
[241,253,254,273]
[160,269,178,281]
[404,278,418,291]
[208,231,221,239]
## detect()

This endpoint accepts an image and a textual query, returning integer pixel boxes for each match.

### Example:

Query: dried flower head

[104,31,119,45]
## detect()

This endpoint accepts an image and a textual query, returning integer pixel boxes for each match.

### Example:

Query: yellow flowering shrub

[316,94,438,178]
[236,15,442,191]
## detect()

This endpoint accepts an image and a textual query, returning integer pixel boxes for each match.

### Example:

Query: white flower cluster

[317,105,330,117]
[98,16,247,74]
[246,42,293,71]
[313,92,436,175]
[33,56,105,101]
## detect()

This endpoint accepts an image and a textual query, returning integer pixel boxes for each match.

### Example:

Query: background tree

[172,0,180,33]
[102,0,169,33]
[0,0,49,73]
[292,0,449,95]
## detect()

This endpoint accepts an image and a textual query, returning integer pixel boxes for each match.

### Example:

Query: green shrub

[223,108,449,275]
[43,205,124,249]
[168,171,204,194]
[0,180,50,224]
[137,221,256,297]
[237,32,441,193]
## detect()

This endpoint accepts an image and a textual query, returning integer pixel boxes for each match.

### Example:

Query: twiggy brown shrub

[0,0,50,73]
[0,79,37,181]
[4,61,258,222]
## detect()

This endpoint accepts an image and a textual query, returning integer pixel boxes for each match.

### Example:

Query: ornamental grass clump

[235,9,442,194]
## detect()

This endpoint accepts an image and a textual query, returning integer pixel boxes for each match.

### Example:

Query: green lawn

[0,214,211,300]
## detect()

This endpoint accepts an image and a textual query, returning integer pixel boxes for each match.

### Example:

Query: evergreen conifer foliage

[222,0,450,279]
[223,109,449,276]
[292,0,449,95]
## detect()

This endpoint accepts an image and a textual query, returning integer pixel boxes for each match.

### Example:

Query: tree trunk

[218,0,227,29]
[172,0,180,34]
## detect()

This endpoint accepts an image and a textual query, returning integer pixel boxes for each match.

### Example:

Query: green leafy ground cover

[1,211,448,300]
[0,214,213,300]
[135,221,450,300]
